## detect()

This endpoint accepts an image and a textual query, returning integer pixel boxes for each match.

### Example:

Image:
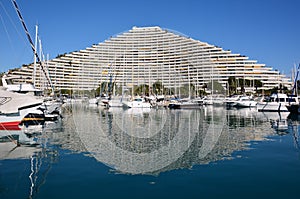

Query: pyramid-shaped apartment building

[7,26,292,95]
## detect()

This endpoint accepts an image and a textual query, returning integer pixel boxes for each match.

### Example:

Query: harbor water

[1,105,300,199]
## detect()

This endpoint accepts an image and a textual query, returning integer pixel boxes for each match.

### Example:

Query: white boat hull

[122,100,151,108]
[257,102,289,112]
[235,101,257,108]
[0,88,43,130]
[0,106,42,130]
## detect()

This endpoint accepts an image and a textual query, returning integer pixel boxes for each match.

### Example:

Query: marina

[1,1,300,198]
[1,104,300,199]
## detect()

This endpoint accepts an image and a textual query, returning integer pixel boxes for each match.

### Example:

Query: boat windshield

[287,98,296,103]
[275,98,286,102]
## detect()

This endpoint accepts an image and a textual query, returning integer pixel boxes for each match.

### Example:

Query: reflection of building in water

[56,105,278,175]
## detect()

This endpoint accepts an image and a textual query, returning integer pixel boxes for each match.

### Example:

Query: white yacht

[102,96,124,108]
[88,97,100,105]
[0,87,43,130]
[122,97,151,108]
[168,98,202,109]
[2,74,42,95]
[224,95,241,107]
[257,93,298,112]
[2,75,62,119]
[234,96,257,108]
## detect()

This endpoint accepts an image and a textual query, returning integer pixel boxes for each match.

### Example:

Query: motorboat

[234,96,257,108]
[2,74,42,95]
[3,75,61,121]
[102,97,124,108]
[224,95,241,107]
[88,97,100,105]
[168,98,202,109]
[122,97,151,108]
[286,104,300,114]
[257,93,298,112]
[0,87,43,130]
[202,96,213,105]
[202,95,224,106]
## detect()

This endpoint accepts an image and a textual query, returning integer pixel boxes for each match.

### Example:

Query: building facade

[7,26,292,95]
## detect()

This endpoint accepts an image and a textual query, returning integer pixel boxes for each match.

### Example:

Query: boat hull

[168,102,201,109]
[286,104,300,114]
[123,101,151,108]
[235,101,257,108]
[122,98,151,108]
[0,121,21,130]
[257,102,289,112]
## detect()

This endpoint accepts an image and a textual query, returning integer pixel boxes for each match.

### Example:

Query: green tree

[152,81,164,95]
[207,80,225,95]
[254,79,263,93]
[134,84,149,96]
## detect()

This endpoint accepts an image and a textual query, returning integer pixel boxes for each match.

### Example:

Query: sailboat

[98,56,125,108]
[168,64,203,109]
[286,63,300,114]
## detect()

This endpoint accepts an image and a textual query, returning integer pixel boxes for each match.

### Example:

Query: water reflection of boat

[0,129,39,160]
[0,141,40,160]
[256,111,290,135]
[256,111,289,121]
[124,107,151,115]
[0,126,57,199]
[271,119,289,132]
[0,129,36,145]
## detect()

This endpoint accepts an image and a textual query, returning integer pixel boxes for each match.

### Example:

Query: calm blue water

[1,105,300,199]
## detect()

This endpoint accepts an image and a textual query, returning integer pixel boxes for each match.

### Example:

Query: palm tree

[152,81,164,95]
[228,77,237,95]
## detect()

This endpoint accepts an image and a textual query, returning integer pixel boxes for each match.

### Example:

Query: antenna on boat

[11,0,54,94]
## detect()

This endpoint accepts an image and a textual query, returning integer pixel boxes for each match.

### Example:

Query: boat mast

[11,0,54,93]
[292,63,300,95]
[33,25,38,87]
[188,64,191,99]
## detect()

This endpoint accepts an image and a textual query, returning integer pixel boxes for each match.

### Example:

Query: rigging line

[0,1,27,46]
[0,10,15,54]
[10,0,54,92]
[292,63,300,95]
[0,1,31,67]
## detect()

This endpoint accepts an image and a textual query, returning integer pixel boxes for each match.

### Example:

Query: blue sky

[0,0,299,77]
